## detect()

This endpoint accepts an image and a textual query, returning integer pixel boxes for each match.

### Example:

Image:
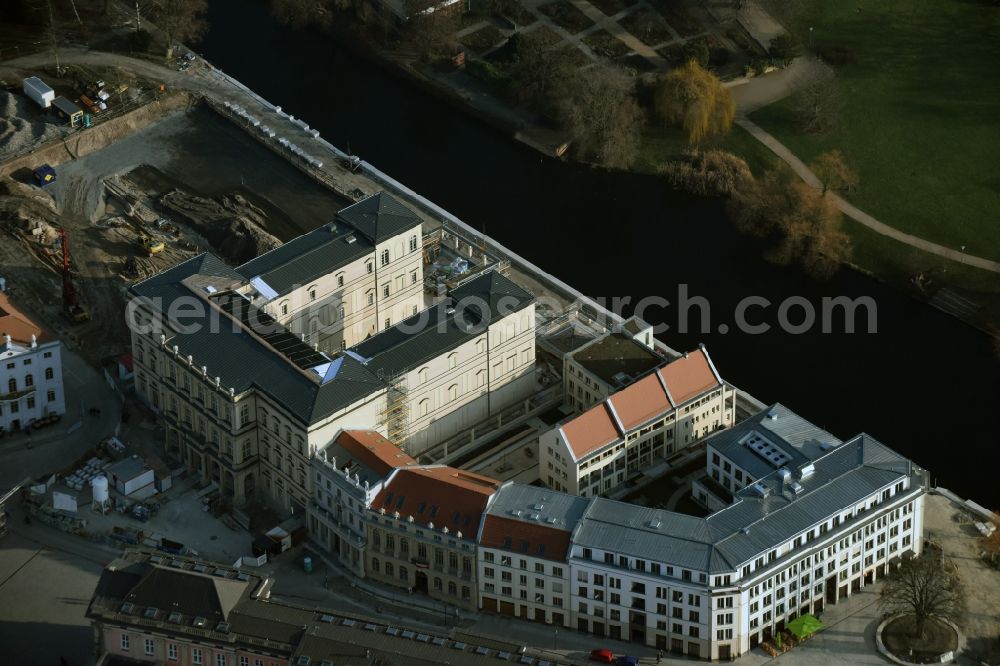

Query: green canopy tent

[787,614,824,639]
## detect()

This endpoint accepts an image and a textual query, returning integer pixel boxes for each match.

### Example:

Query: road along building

[539,346,734,496]
[128,192,537,513]
[0,293,65,434]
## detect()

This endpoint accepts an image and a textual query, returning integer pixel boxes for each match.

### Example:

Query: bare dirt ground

[0,103,349,366]
[923,493,1000,664]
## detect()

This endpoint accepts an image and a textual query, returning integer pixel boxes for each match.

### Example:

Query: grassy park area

[751,0,1000,270]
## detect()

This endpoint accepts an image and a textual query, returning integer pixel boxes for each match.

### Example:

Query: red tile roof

[479,515,571,562]
[371,466,500,534]
[608,372,672,431]
[559,403,621,460]
[561,347,723,460]
[0,293,43,345]
[336,429,416,477]
[658,348,720,406]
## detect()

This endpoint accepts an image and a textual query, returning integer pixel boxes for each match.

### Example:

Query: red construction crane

[60,228,89,323]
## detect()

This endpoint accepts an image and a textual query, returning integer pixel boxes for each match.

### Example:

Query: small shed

[107,456,155,499]
[52,96,83,127]
[23,76,54,108]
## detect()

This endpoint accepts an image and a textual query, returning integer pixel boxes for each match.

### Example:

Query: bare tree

[556,64,644,168]
[506,32,577,107]
[727,167,851,279]
[150,0,208,60]
[878,549,966,639]
[405,4,461,61]
[794,77,842,133]
[811,149,858,195]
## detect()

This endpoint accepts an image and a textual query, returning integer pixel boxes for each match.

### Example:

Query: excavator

[60,228,89,323]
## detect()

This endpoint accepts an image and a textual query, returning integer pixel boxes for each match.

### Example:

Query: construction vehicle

[60,228,89,323]
[140,236,165,255]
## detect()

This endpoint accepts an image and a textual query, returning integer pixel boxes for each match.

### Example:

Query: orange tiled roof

[608,372,672,431]
[0,293,43,345]
[562,347,723,460]
[479,514,571,562]
[560,403,621,460]
[371,466,500,533]
[336,429,416,477]
[658,348,720,406]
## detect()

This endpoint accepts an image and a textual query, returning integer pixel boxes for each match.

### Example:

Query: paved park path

[728,59,1000,274]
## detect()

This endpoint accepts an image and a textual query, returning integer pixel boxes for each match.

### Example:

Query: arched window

[418,367,429,384]
[433,577,443,591]
[418,399,429,417]
[448,384,458,402]
[448,581,457,596]
[386,562,394,577]
[448,352,457,370]
[24,374,33,387]
[7,378,15,393]
[372,558,380,573]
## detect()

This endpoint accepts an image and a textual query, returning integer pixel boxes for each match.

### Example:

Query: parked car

[589,649,615,663]
[615,657,639,666]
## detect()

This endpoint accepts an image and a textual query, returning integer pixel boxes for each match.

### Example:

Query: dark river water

[198,0,1000,505]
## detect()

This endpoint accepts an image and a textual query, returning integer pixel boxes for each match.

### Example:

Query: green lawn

[750,0,1000,264]
[634,122,781,176]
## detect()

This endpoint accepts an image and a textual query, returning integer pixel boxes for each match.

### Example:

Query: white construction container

[23,76,55,109]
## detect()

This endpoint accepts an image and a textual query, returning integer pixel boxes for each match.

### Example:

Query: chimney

[3,334,10,345]
[31,334,37,349]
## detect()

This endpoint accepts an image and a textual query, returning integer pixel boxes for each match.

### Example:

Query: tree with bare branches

[728,167,851,279]
[148,0,208,60]
[556,64,644,168]
[794,77,842,133]
[811,149,858,195]
[878,549,966,639]
[270,0,337,29]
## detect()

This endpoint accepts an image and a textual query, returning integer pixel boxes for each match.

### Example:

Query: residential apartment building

[309,429,417,579]
[304,407,925,661]
[477,484,590,626]
[237,192,425,352]
[366,465,500,610]
[693,403,842,511]
[563,330,665,412]
[0,293,65,433]
[130,223,535,513]
[539,346,734,496]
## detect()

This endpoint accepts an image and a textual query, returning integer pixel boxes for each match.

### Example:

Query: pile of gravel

[0,89,64,160]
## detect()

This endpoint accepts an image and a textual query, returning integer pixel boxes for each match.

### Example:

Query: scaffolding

[379,371,410,446]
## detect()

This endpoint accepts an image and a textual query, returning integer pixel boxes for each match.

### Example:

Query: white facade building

[0,293,65,433]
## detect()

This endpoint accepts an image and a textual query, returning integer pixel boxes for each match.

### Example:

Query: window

[448,353,457,369]
[281,302,288,316]
[367,291,375,306]
[419,399,429,417]
[337,273,345,287]
[216,654,227,666]
[410,235,418,252]
[383,283,390,297]
[410,270,418,284]
[168,643,178,660]
[7,378,15,393]
[381,249,390,266]
[385,318,391,329]
[192,648,202,665]
[309,289,316,301]
[240,658,249,666]
[45,368,54,380]
[144,638,154,655]
[120,633,130,651]
[448,385,458,402]
[367,261,373,274]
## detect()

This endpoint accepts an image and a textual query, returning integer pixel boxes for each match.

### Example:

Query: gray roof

[571,413,917,573]
[706,403,841,481]
[486,482,592,531]
[351,270,534,377]
[131,254,385,425]
[236,221,370,297]
[336,191,422,244]
[571,332,664,386]
[235,192,420,297]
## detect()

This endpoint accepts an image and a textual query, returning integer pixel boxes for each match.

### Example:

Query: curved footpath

[728,59,1000,274]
